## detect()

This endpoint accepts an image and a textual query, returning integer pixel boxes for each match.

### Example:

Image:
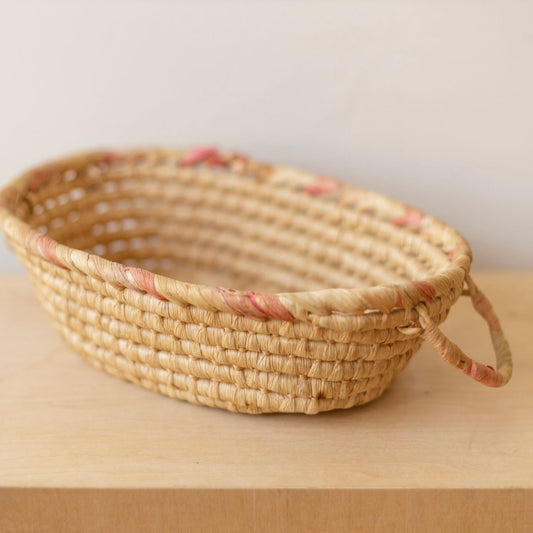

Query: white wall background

[1,0,532,271]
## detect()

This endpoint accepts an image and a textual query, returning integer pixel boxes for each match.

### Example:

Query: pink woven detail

[393,206,425,227]
[27,169,51,193]
[412,280,436,302]
[217,288,294,321]
[247,291,294,321]
[464,359,503,387]
[182,147,227,167]
[27,160,74,193]
[205,151,227,167]
[217,287,268,319]
[123,266,166,301]
[304,176,342,196]
[37,235,66,269]
[96,151,122,167]
[448,240,469,260]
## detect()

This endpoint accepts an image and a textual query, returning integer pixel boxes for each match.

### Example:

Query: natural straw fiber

[0,147,513,414]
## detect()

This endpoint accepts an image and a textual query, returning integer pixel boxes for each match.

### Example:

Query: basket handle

[414,274,512,387]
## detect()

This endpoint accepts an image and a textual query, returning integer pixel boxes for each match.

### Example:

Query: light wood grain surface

[1,272,532,532]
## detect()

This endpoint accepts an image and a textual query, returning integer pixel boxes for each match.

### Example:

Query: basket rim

[0,147,473,321]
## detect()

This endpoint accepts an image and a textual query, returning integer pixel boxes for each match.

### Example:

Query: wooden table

[1,272,532,532]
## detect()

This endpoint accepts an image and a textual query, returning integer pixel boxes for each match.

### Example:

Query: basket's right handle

[416,274,512,387]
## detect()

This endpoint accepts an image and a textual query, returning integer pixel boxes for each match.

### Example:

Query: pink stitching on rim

[448,240,469,260]
[182,147,227,167]
[393,206,425,227]
[304,177,342,196]
[247,291,294,321]
[37,235,66,269]
[217,287,267,319]
[412,280,436,302]
[217,287,294,321]
[123,266,167,301]
[27,169,51,193]
[96,151,122,167]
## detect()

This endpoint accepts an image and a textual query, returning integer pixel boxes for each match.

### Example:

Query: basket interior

[16,156,452,294]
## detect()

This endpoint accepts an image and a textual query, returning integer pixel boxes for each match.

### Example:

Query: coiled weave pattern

[0,147,512,414]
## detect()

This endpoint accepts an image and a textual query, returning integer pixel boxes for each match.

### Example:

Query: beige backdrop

[1,0,531,270]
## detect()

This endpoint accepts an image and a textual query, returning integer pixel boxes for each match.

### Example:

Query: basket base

[49,316,410,415]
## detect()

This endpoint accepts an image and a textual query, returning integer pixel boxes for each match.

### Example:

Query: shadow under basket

[0,147,513,414]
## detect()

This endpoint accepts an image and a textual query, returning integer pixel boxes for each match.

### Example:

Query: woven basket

[0,147,513,414]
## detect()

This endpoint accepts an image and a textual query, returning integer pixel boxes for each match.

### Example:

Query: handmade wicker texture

[0,148,513,414]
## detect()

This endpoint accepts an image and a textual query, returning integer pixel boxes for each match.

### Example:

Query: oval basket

[0,147,513,414]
